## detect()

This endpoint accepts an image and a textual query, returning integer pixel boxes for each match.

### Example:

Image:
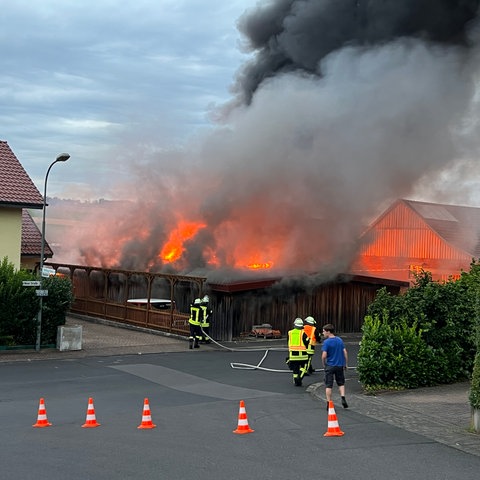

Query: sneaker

[341,398,348,408]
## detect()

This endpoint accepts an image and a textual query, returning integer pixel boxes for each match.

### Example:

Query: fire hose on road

[200,327,290,372]
[201,328,357,374]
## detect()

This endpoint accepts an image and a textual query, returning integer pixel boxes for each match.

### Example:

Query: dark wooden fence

[49,263,408,341]
[51,263,206,337]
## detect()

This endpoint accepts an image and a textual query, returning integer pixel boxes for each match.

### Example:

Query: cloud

[0,0,256,198]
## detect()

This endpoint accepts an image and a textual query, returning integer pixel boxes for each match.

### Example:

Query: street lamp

[35,152,71,352]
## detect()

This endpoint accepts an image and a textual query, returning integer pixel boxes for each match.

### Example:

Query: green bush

[358,315,437,390]
[359,261,480,392]
[470,351,480,410]
[40,274,75,344]
[0,258,39,345]
[0,257,74,346]
[470,299,480,410]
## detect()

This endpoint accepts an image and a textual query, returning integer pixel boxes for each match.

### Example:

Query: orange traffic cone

[82,397,100,428]
[33,397,52,428]
[137,398,156,429]
[233,400,254,434]
[324,401,344,437]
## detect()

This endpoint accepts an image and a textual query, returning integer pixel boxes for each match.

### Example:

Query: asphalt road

[1,347,480,480]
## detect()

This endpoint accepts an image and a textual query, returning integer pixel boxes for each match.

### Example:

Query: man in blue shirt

[321,324,348,409]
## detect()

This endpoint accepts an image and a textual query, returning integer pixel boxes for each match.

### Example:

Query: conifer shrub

[470,351,480,410]
[470,312,480,410]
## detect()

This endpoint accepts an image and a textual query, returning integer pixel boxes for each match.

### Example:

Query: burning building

[56,1,480,279]
[351,198,480,283]
[45,1,480,336]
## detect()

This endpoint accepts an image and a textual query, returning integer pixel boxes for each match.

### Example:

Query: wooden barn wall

[359,202,465,259]
[360,228,468,260]
[208,281,401,341]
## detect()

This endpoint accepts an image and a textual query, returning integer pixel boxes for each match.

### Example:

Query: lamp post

[35,152,71,352]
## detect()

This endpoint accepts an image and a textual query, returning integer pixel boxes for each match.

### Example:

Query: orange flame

[247,261,273,270]
[160,220,206,263]
[203,247,220,268]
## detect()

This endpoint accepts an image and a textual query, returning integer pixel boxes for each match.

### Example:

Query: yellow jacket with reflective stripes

[288,328,308,361]
[189,306,201,326]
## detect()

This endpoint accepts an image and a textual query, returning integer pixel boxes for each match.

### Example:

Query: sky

[1,0,258,198]
[4,1,480,280]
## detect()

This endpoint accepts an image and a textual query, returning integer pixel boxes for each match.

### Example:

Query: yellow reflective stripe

[200,306,210,326]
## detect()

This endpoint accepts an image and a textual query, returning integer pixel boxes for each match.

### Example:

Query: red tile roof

[0,140,43,208]
[21,210,53,257]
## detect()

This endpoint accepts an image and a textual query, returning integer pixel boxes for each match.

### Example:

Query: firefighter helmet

[293,318,304,328]
[202,295,209,303]
[194,298,201,305]
[304,316,316,325]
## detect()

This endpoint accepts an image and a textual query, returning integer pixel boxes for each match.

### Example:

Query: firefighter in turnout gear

[303,316,322,374]
[199,295,212,343]
[287,318,309,386]
[188,298,203,349]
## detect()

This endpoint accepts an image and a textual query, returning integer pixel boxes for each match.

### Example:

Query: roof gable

[402,199,480,258]
[358,198,480,259]
[0,140,43,208]
[21,209,53,257]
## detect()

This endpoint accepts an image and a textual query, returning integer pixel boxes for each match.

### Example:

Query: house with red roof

[0,140,52,271]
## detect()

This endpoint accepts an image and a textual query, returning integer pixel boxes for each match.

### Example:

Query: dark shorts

[324,365,345,388]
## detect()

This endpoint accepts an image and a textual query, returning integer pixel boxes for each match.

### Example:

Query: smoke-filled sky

[12,0,480,279]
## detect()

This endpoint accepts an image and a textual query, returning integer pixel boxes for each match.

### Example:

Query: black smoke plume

[234,0,480,104]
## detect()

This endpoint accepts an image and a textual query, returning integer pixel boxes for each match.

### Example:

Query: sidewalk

[1,315,479,457]
[0,315,192,362]
[309,376,480,457]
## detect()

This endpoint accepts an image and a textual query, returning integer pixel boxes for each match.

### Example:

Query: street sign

[22,281,41,287]
[41,266,56,278]
[35,289,49,297]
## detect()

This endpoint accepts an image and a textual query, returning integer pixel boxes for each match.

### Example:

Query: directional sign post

[41,266,56,278]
